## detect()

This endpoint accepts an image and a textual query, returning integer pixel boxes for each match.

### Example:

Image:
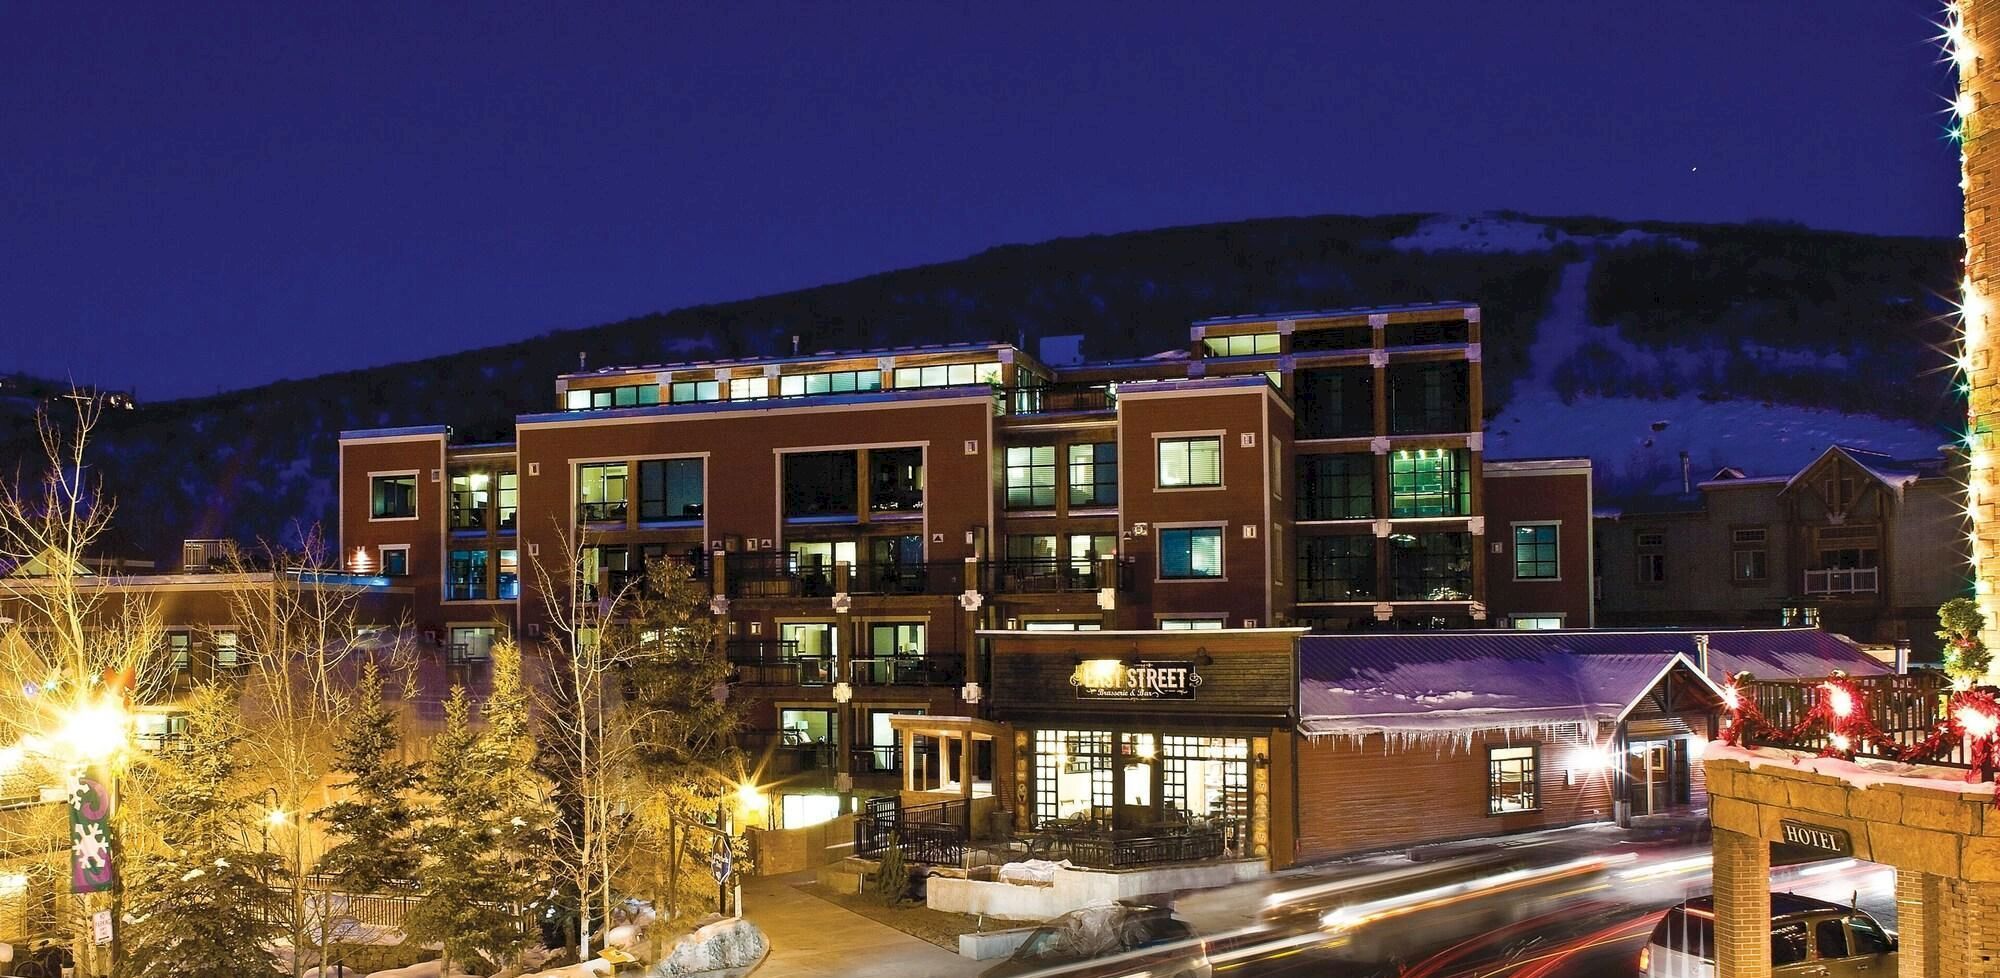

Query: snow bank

[998,859,1072,885]
[647,917,769,978]
[364,962,479,978]
[1706,742,2000,798]
[519,961,611,978]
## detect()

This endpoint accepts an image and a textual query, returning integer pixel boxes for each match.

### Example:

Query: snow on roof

[1296,629,1886,741]
[1191,300,1474,328]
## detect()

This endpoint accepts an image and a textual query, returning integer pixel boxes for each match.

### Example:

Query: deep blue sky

[1,2,1964,400]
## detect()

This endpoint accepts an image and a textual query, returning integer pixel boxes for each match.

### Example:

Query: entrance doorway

[1625,737,1692,815]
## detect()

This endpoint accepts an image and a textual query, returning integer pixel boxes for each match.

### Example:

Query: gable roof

[1779,444,1933,499]
[1295,628,1886,739]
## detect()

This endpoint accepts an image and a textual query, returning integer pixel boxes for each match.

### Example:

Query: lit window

[447,549,489,601]
[1067,442,1117,508]
[578,463,628,523]
[1511,616,1564,630]
[496,471,518,529]
[1487,746,1538,814]
[497,550,519,600]
[1513,524,1559,580]
[1159,618,1225,630]
[669,380,721,403]
[892,362,1001,389]
[1731,527,1768,582]
[1390,449,1470,517]
[728,377,770,400]
[370,474,416,519]
[212,631,241,671]
[1159,527,1224,580]
[1006,445,1057,509]
[779,370,882,396]
[1200,333,1280,357]
[1157,437,1222,488]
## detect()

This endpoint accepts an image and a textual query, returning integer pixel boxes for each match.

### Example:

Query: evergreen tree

[479,640,556,940]
[404,688,522,976]
[617,558,743,923]
[122,686,286,978]
[313,658,424,892]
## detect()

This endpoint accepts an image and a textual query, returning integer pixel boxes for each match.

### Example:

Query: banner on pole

[69,766,116,894]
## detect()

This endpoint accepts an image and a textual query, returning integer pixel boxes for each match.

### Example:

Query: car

[978,903,1212,978]
[1642,893,1897,978]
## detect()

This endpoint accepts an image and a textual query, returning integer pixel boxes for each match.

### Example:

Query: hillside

[2,212,1962,561]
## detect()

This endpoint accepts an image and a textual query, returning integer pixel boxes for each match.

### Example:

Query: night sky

[1,2,1965,400]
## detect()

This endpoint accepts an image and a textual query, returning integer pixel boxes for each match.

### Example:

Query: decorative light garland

[1721,672,2000,792]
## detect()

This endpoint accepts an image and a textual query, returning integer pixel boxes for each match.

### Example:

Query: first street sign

[1070,659,1202,700]
[1778,819,1853,857]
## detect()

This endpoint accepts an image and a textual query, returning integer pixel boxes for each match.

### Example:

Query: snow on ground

[1390,213,1694,254]
[1488,259,1945,494]
[364,962,480,978]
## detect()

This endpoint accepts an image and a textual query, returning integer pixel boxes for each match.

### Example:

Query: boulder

[646,917,770,978]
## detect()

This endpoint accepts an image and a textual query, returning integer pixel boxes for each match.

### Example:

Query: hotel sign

[1778,819,1852,857]
[1069,659,1202,700]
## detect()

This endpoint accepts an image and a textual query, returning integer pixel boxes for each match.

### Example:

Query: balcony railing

[740,730,837,774]
[726,641,833,685]
[1730,671,1991,772]
[448,506,487,531]
[724,552,835,598]
[578,500,628,524]
[850,745,903,775]
[1803,567,1879,595]
[849,560,963,595]
[987,557,1132,594]
[849,655,964,687]
[1000,385,1116,417]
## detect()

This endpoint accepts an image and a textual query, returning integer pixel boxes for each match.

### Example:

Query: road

[1199,842,1897,978]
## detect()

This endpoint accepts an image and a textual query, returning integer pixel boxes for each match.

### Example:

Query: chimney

[1680,451,1692,494]
[578,351,587,372]
[791,335,801,356]
[1895,639,1912,675]
[1694,633,1710,677]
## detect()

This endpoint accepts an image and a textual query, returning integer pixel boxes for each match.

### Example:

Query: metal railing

[723,552,836,598]
[848,560,963,595]
[986,557,1131,594]
[849,746,903,775]
[855,796,968,865]
[1001,385,1116,416]
[448,505,487,531]
[1803,567,1879,595]
[740,731,838,774]
[1060,824,1231,869]
[725,641,833,685]
[578,501,628,523]
[848,655,964,687]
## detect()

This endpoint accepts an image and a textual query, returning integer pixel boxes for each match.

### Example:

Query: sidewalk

[743,872,982,978]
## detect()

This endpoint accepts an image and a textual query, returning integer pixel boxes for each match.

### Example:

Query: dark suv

[1643,893,1896,977]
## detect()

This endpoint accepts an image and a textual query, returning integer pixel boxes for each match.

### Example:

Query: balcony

[849,560,964,595]
[1729,672,1988,772]
[849,655,964,687]
[726,641,833,685]
[987,557,1132,594]
[740,730,837,776]
[1803,567,1878,595]
[723,552,835,598]
[578,501,627,524]
[999,385,1116,417]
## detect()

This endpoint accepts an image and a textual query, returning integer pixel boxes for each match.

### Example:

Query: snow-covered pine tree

[313,657,423,892]
[617,557,742,926]
[478,639,555,942]
[121,685,286,978]
[404,687,524,976]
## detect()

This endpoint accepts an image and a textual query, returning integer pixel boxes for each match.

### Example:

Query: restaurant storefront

[981,627,1305,868]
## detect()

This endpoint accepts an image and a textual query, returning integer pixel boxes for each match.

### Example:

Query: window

[1022,620,1102,631]
[1006,446,1057,509]
[1298,454,1373,520]
[638,458,703,521]
[566,384,661,410]
[379,546,409,577]
[496,471,518,529]
[497,550,519,600]
[1512,616,1564,630]
[778,707,835,747]
[166,632,191,672]
[1638,553,1666,586]
[1513,523,1559,580]
[1771,923,1809,968]
[1814,919,1848,960]
[1067,533,1116,568]
[868,622,926,656]
[1487,745,1538,814]
[135,712,190,750]
[779,369,882,397]
[780,622,837,662]
[1006,534,1058,562]
[578,463,628,523]
[1159,618,1225,630]
[447,549,489,601]
[1385,320,1470,346]
[1847,916,1893,956]
[448,626,497,663]
[212,630,241,671]
[1636,531,1665,548]
[1200,333,1279,357]
[1731,527,1767,582]
[1387,361,1470,434]
[448,471,489,531]
[1295,367,1375,439]
[727,376,769,400]
[1159,527,1224,580]
[1297,535,1376,601]
[892,362,1000,389]
[868,447,924,513]
[1782,604,1821,627]
[580,545,628,599]
[1389,532,1471,600]
[1157,436,1222,489]
[1067,443,1117,508]
[370,474,416,519]
[783,452,858,518]
[669,380,720,404]
[1389,449,1470,517]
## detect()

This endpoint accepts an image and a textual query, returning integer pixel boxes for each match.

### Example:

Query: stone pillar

[1962,0,2000,659]
[1712,826,1771,978]
[1938,878,2000,978]
[1898,868,1940,978]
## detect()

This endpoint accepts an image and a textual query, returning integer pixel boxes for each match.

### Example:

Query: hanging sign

[69,766,116,894]
[1070,659,1201,700]
[708,833,733,885]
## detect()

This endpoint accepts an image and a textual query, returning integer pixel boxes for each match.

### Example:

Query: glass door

[1115,733,1159,830]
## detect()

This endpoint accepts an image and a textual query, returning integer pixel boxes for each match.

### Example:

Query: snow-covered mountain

[3,212,1958,560]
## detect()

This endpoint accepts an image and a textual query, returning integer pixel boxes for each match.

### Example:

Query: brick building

[337,303,1594,827]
